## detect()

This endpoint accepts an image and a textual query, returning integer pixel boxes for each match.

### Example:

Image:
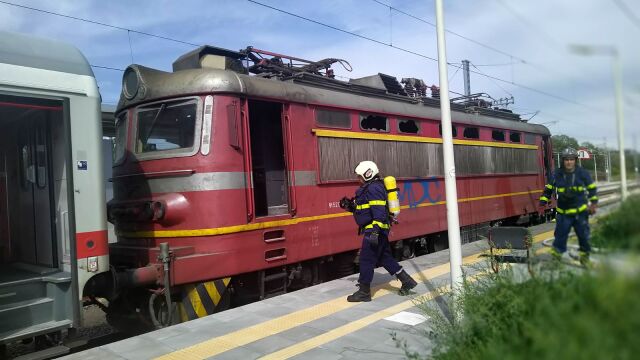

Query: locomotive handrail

[241,105,254,222]
[110,169,195,180]
[284,111,297,216]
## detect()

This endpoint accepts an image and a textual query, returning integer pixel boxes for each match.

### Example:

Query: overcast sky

[1,0,638,150]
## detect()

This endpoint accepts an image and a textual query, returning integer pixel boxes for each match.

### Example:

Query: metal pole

[462,59,471,96]
[612,51,628,199]
[634,133,638,179]
[604,137,611,183]
[435,0,463,293]
[557,152,560,168]
[594,154,598,183]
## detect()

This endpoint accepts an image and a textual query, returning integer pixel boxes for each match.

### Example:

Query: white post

[612,52,628,200]
[594,154,598,183]
[434,0,463,292]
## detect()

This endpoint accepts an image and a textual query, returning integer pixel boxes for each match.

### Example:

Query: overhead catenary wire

[0,0,601,113]
[373,0,597,97]
[0,0,201,47]
[246,0,600,111]
[470,62,513,98]
[613,0,640,30]
[371,0,528,64]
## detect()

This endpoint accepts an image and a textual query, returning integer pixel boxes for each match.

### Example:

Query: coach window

[510,131,522,143]
[438,124,457,137]
[360,113,388,132]
[398,119,419,134]
[316,108,351,129]
[135,98,199,157]
[463,127,479,139]
[492,129,505,142]
[113,112,128,164]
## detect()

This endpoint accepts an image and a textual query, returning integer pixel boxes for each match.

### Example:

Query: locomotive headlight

[123,67,140,100]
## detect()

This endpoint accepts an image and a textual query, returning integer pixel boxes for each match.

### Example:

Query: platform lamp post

[434,0,463,293]
[570,45,628,200]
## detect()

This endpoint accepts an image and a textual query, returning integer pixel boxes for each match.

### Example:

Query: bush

[591,194,640,252]
[419,269,640,360]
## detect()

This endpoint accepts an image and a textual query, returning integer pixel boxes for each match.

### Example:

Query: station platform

[63,224,556,360]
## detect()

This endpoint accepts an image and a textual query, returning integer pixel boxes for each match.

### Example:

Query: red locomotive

[90,46,553,329]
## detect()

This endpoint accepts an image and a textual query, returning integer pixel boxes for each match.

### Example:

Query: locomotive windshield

[135,99,198,153]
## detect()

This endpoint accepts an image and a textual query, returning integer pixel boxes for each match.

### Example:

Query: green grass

[400,195,640,359]
[413,269,640,360]
[592,194,640,252]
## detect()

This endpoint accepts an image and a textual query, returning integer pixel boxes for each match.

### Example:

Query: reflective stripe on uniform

[539,196,549,202]
[364,220,390,230]
[587,183,597,190]
[556,204,588,215]
[356,200,387,210]
[545,184,554,190]
[589,196,598,201]
[557,186,585,193]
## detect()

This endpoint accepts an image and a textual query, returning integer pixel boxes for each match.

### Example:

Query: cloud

[1,0,638,146]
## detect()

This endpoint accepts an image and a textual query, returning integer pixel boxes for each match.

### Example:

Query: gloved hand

[588,204,597,215]
[339,196,356,213]
[366,231,379,248]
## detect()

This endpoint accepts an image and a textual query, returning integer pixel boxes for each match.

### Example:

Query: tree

[551,135,579,154]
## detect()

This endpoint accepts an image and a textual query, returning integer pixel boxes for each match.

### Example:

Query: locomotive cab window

[463,127,479,139]
[438,123,457,137]
[134,98,199,156]
[398,119,419,134]
[360,113,388,132]
[524,133,537,145]
[492,129,505,141]
[316,108,351,129]
[509,132,522,143]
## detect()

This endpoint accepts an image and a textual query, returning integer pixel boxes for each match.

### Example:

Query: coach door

[246,100,290,218]
[0,96,58,268]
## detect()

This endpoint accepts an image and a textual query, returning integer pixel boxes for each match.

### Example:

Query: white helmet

[354,161,379,182]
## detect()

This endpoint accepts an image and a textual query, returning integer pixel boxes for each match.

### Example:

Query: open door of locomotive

[244,99,294,219]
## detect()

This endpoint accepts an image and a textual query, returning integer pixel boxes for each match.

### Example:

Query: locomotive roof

[117,65,550,135]
[0,31,94,77]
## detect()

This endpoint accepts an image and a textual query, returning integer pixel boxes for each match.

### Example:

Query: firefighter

[539,148,598,265]
[340,160,417,302]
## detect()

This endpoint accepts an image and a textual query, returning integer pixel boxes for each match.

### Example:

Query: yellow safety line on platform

[154,230,553,360]
[312,129,540,150]
[122,189,542,238]
[259,231,553,359]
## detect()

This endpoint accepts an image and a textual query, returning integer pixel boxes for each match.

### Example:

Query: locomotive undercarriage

[94,221,516,334]
[87,209,551,335]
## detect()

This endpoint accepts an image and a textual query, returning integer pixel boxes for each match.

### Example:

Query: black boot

[347,283,371,302]
[396,270,418,295]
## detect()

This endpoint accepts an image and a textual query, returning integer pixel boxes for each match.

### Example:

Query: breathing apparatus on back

[384,176,400,223]
[351,161,401,223]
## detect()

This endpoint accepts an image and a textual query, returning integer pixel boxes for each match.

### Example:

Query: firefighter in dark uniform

[539,148,598,264]
[340,161,417,302]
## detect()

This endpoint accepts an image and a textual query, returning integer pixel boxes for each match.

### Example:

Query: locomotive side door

[246,99,290,218]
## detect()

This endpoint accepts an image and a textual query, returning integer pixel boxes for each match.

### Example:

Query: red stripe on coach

[76,230,108,259]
